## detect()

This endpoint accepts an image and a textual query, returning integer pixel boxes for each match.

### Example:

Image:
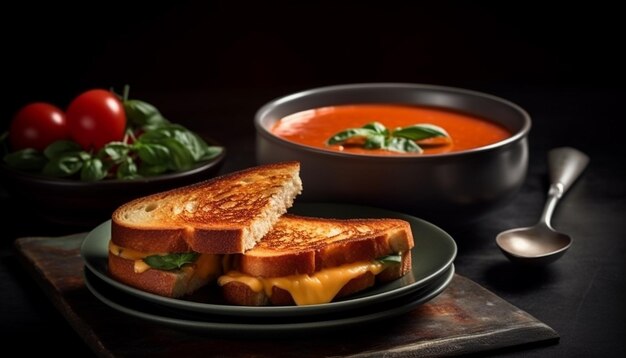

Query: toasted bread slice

[218,215,414,305]
[111,162,302,254]
[235,215,413,276]
[108,253,221,298]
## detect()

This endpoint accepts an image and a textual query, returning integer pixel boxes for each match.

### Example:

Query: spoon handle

[548,147,590,197]
[540,147,590,227]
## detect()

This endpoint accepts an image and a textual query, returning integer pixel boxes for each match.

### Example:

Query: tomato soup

[271,104,511,155]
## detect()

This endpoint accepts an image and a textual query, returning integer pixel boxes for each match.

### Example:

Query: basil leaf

[98,142,131,163]
[137,124,183,142]
[161,138,194,171]
[160,126,204,159]
[3,149,47,171]
[137,129,168,143]
[80,157,107,182]
[392,124,449,141]
[78,151,92,161]
[43,140,82,160]
[138,163,168,176]
[384,137,423,153]
[362,122,389,136]
[117,156,139,179]
[136,142,171,165]
[139,124,218,161]
[124,99,169,129]
[186,132,224,161]
[143,252,199,271]
[43,153,85,177]
[200,145,224,161]
[188,132,215,161]
[327,128,378,145]
[378,254,402,264]
[172,129,206,161]
[364,134,385,149]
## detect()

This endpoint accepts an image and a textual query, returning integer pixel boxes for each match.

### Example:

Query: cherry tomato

[66,89,126,150]
[9,103,69,151]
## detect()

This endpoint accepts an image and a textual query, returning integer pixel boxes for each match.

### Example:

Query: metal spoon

[496,147,590,265]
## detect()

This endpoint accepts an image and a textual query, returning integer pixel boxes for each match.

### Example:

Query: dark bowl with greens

[255,83,531,225]
[0,138,225,228]
[1,93,226,228]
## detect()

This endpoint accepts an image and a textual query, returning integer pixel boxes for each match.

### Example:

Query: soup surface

[271,104,511,155]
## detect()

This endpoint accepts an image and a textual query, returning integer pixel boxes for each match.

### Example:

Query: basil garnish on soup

[327,122,450,154]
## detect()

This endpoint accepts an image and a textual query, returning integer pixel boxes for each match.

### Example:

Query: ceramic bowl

[255,83,531,224]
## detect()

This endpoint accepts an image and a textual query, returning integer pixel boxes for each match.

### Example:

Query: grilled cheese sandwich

[107,162,302,298]
[218,215,414,306]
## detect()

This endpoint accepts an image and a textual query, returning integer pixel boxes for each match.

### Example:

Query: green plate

[81,203,456,317]
[84,264,454,334]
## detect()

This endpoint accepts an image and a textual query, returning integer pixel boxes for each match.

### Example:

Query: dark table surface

[1,84,624,357]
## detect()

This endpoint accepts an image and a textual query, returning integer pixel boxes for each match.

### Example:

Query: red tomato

[9,103,69,151]
[66,89,126,150]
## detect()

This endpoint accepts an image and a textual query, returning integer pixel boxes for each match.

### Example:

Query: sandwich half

[108,161,302,297]
[218,214,414,306]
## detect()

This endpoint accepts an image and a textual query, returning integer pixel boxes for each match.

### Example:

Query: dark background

[2,2,625,357]
[2,2,624,125]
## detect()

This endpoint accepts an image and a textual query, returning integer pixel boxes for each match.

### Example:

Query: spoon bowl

[496,224,572,265]
[496,147,589,265]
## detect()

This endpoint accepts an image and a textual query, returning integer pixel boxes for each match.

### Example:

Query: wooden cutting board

[15,234,558,357]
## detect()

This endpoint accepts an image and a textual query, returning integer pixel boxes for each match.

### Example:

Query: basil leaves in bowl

[0,140,225,228]
[0,93,226,228]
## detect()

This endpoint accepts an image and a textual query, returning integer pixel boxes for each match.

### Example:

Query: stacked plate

[81,203,457,334]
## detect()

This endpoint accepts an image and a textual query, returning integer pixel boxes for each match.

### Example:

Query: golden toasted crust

[236,215,414,277]
[220,281,271,306]
[108,254,208,298]
[221,251,412,306]
[110,227,191,253]
[111,161,302,254]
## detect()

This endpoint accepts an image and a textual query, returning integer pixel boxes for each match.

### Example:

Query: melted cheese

[109,241,164,260]
[133,260,152,274]
[218,260,388,305]
[192,253,222,280]
[108,241,221,277]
